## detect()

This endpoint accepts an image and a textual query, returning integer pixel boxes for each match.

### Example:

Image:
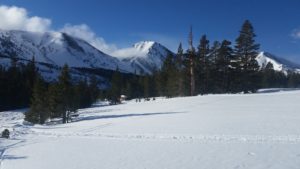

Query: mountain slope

[1,30,299,77]
[256,52,300,73]
[0,30,130,72]
[112,41,173,74]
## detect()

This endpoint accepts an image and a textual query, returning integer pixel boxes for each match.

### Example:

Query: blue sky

[1,0,300,63]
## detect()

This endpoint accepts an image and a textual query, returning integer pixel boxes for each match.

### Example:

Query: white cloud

[0,5,51,32]
[0,5,117,54]
[291,29,300,39]
[60,24,117,54]
[0,5,175,57]
[111,47,146,58]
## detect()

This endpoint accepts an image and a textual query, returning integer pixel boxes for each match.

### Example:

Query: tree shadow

[3,154,27,160]
[73,111,185,122]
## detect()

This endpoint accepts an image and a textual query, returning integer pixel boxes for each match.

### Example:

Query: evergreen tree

[196,35,210,95]
[175,43,185,96]
[187,26,196,96]
[47,74,94,123]
[58,64,73,123]
[47,83,67,119]
[89,75,100,102]
[215,40,233,93]
[143,75,150,99]
[76,79,91,108]
[153,70,164,96]
[165,54,178,97]
[234,20,260,93]
[175,43,184,66]
[6,57,24,108]
[208,41,221,93]
[23,56,38,105]
[110,67,122,104]
[25,75,49,124]
[288,72,300,88]
[262,62,276,88]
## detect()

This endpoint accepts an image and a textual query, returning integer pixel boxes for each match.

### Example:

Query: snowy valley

[1,1,300,169]
[1,90,300,169]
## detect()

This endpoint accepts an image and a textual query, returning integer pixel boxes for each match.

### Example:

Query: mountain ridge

[0,29,299,81]
[112,41,174,74]
[256,52,300,74]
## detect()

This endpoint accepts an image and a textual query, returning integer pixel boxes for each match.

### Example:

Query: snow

[112,41,156,59]
[0,30,131,72]
[0,33,171,75]
[256,52,283,71]
[133,41,156,53]
[1,90,300,169]
[256,52,300,74]
[112,41,172,74]
[2,29,299,76]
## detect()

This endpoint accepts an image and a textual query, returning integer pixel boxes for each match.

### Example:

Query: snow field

[1,90,300,169]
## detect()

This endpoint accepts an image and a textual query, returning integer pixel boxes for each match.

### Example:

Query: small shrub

[1,129,10,139]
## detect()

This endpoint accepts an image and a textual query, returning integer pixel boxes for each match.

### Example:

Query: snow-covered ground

[1,90,300,169]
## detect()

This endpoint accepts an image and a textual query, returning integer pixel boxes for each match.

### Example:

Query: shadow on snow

[73,111,185,122]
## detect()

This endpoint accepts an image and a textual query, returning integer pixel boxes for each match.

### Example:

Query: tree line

[109,20,300,100]
[25,64,100,124]
[0,57,99,124]
[0,57,36,111]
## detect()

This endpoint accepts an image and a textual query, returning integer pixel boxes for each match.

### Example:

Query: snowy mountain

[1,30,299,79]
[0,30,172,77]
[256,52,300,74]
[112,41,173,74]
[0,30,131,72]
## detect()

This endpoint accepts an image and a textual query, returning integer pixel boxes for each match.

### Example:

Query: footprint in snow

[248,152,256,156]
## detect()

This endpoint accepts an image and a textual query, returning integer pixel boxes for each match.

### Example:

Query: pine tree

[47,83,64,118]
[24,56,38,106]
[6,56,24,109]
[196,35,210,95]
[48,75,81,122]
[208,41,221,93]
[160,53,177,97]
[153,70,164,96]
[76,79,91,108]
[175,43,185,96]
[187,26,196,96]
[234,20,260,93]
[25,75,49,124]
[89,76,99,103]
[110,67,122,104]
[215,40,233,93]
[58,64,73,123]
[262,62,276,88]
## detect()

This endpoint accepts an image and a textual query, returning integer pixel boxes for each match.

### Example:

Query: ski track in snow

[0,149,4,169]
[13,130,300,144]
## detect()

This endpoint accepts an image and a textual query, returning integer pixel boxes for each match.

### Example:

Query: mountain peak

[133,41,161,53]
[111,41,173,74]
[256,51,300,74]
